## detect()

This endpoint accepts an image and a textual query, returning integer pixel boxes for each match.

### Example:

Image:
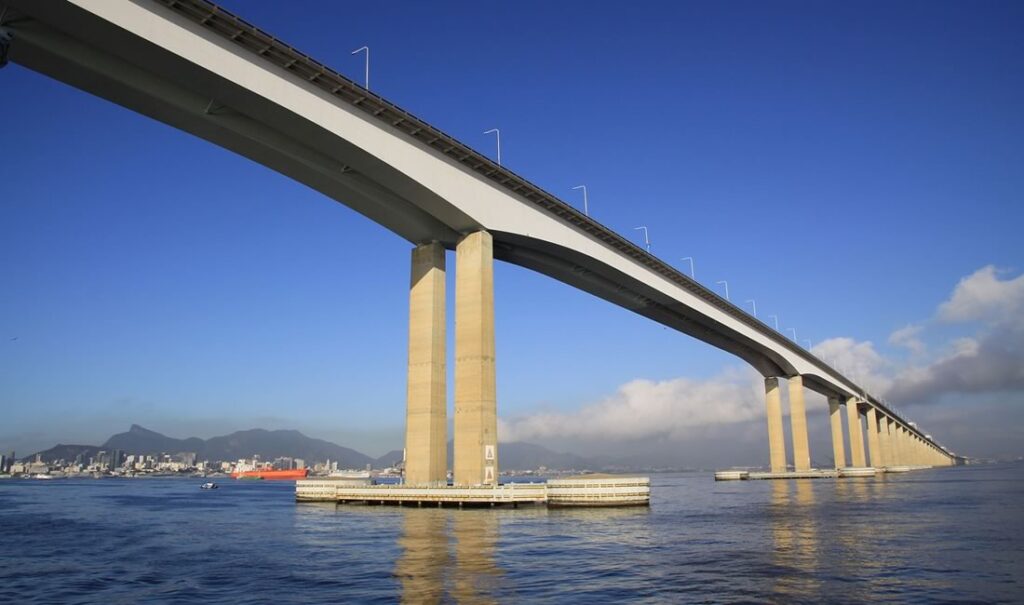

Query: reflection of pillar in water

[770,480,822,601]
[453,511,502,604]
[396,509,449,605]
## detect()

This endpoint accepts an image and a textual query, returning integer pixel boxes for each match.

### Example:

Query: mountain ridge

[26,425,601,470]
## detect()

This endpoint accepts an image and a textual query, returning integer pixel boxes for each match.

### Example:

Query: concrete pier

[788,376,811,472]
[764,378,787,473]
[296,476,650,507]
[453,231,498,487]
[846,397,867,468]
[404,242,448,486]
[828,396,846,470]
[865,407,882,469]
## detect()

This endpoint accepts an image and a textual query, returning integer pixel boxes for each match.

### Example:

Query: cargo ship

[230,468,308,480]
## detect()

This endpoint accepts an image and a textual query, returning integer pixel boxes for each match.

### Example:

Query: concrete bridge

[0,0,956,484]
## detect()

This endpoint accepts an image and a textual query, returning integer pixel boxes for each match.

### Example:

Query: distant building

[0,454,8,474]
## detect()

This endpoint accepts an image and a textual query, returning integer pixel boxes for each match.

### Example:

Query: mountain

[27,426,614,471]
[374,449,405,469]
[23,444,101,464]
[202,429,373,467]
[31,425,373,468]
[104,424,204,455]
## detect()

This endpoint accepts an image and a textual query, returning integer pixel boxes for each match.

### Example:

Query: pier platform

[296,475,650,508]
[714,465,936,480]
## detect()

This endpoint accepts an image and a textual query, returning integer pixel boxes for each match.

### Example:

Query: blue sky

[2,1,1022,461]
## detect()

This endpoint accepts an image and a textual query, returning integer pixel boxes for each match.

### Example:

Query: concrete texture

[846,397,867,468]
[865,407,882,469]
[788,376,811,472]
[453,231,498,486]
[828,396,846,470]
[765,378,787,473]
[404,242,448,486]
[878,415,893,468]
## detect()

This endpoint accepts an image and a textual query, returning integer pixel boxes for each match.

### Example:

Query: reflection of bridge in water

[1,0,956,478]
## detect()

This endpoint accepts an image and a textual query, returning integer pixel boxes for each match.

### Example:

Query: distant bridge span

[0,0,955,480]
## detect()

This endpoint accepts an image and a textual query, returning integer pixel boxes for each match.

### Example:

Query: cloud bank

[500,266,1024,447]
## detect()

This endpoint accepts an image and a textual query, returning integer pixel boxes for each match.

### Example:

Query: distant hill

[23,444,100,464]
[27,425,616,471]
[30,425,373,468]
[104,424,204,455]
[201,428,373,468]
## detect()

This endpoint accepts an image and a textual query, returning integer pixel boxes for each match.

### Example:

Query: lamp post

[768,315,779,331]
[804,339,812,350]
[787,327,797,341]
[745,299,757,318]
[571,185,589,216]
[716,280,730,301]
[680,257,695,279]
[633,226,650,252]
[484,128,501,165]
[350,46,369,89]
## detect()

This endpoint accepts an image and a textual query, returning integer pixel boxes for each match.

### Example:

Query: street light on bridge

[484,128,501,165]
[745,299,757,317]
[787,327,797,341]
[804,339,812,350]
[716,280,729,301]
[680,257,695,279]
[571,185,589,216]
[633,226,650,252]
[768,315,779,331]
[350,46,369,89]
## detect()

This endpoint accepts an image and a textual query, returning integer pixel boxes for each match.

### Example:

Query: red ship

[230,468,308,480]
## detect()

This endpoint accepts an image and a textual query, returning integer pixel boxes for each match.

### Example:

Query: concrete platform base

[296,475,650,508]
[714,470,749,481]
[884,466,912,473]
[839,467,877,477]
[746,470,839,480]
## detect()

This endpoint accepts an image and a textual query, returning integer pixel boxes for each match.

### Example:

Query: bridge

[0,0,956,485]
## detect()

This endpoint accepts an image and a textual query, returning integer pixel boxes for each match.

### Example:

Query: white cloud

[499,367,763,443]
[888,324,925,355]
[810,337,892,394]
[886,266,1024,403]
[499,266,1024,451]
[937,265,1024,323]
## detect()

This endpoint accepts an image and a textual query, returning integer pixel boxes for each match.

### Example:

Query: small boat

[200,482,218,490]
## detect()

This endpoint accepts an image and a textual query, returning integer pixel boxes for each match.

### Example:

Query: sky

[1,0,1022,464]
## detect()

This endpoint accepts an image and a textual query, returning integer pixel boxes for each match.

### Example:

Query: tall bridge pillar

[827,397,846,470]
[865,407,882,468]
[846,397,867,467]
[877,414,893,468]
[764,378,787,473]
[788,376,811,472]
[894,424,908,466]
[404,242,448,486]
[453,231,498,486]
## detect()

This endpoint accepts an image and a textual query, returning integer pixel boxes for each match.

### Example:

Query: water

[1,464,1022,604]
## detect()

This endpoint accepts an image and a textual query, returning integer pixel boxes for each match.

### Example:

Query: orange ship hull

[230,468,308,480]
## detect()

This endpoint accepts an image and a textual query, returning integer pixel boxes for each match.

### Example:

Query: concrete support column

[404,242,448,486]
[788,376,811,472]
[865,407,882,469]
[828,397,846,470]
[888,418,901,465]
[764,378,786,473]
[894,424,907,466]
[846,397,867,467]
[877,415,892,468]
[453,231,498,486]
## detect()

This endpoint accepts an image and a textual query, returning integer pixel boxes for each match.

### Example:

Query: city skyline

[2,0,1023,462]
